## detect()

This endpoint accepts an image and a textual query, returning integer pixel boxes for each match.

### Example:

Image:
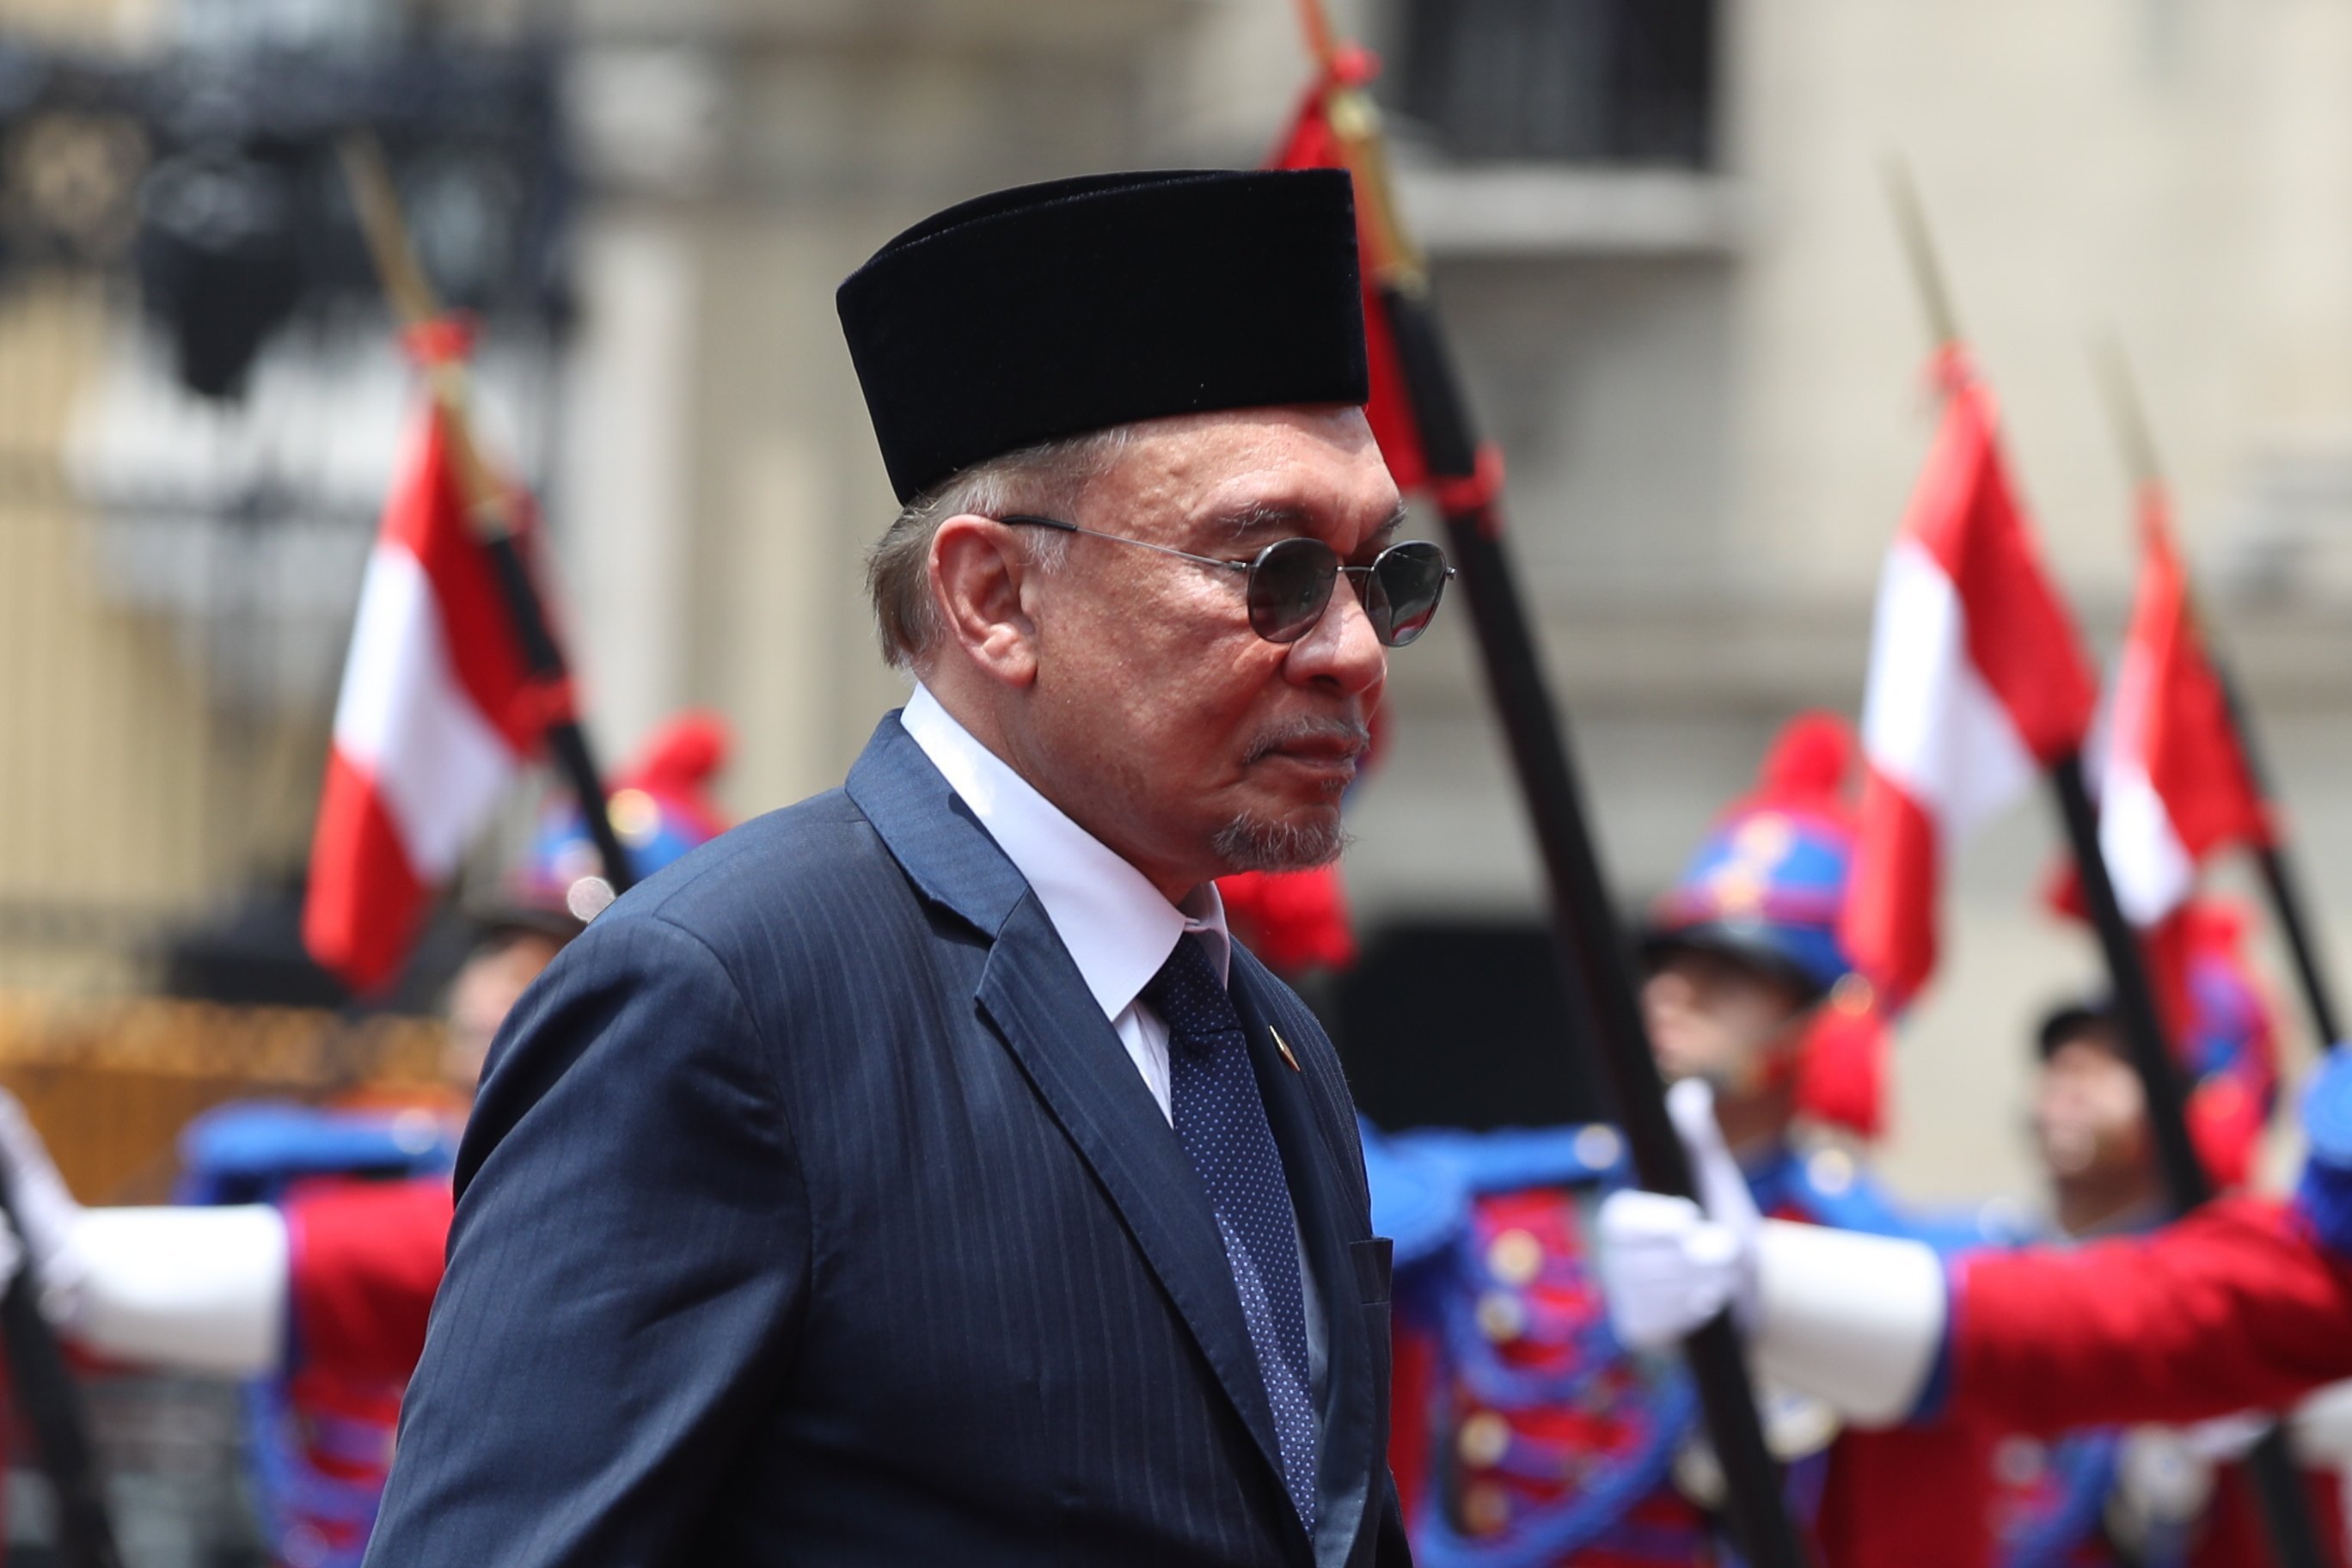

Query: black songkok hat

[838,168,1370,504]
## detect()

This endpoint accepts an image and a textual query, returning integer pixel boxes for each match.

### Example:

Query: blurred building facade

[9,0,2352,1201]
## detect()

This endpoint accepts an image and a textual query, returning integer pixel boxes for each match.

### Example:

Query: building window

[1390,0,1717,168]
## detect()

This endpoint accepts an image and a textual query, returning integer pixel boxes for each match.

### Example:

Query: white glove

[0,1208,23,1296]
[0,1088,84,1318]
[0,1086,286,1376]
[1596,1190,1740,1351]
[1596,1079,1758,1351]
[2180,1412,2269,1464]
[2169,1381,2352,1467]
[2288,1380,2352,1464]
[1596,1076,1949,1428]
[2107,1426,2218,1556]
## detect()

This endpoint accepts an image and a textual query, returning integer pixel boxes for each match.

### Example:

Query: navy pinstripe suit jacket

[364,715,1410,1567]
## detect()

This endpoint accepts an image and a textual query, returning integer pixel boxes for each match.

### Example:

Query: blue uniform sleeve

[363,910,809,1567]
[2295,1046,2352,1259]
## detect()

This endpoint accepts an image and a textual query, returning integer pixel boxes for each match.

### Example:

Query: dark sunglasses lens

[1372,542,1449,646]
[1248,537,1339,642]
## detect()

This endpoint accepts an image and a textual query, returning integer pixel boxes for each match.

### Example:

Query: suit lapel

[1229,965,1377,1568]
[973,903,1298,1513]
[847,717,1302,1539]
[844,715,1033,935]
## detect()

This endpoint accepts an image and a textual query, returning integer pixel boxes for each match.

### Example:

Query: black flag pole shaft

[339,136,634,895]
[2091,344,2338,1562]
[1293,8,1809,1559]
[2049,755,2327,1567]
[2049,753,2217,1210]
[1381,291,1810,1568]
[0,1163,122,1568]
[2258,841,2346,1046]
[2234,870,2352,1562]
[1876,187,2324,1564]
[2094,341,2344,1048]
[2227,690,2346,1045]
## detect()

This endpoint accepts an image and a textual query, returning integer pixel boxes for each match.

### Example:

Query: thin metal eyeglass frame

[996,513,1455,646]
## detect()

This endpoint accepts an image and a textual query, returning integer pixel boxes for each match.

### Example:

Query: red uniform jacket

[1955,1197,2352,1568]
[1952,1197,2352,1433]
[273,1177,452,1566]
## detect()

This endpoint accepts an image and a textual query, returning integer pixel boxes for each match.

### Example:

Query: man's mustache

[1244,716,1374,765]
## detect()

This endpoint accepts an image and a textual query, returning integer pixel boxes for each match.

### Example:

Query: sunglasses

[999,516,1455,648]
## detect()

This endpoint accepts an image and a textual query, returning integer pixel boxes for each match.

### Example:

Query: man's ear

[928,515,1040,688]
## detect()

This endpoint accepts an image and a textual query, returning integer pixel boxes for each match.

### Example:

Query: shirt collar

[899,684,1229,1021]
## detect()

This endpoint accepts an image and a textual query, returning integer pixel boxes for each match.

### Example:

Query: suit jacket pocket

[1351,1237,1395,1461]
[1349,1236,1393,1306]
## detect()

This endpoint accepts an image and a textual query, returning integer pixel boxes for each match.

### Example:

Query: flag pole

[2221,673,2344,1044]
[1883,173,2212,1210]
[0,1156,123,1568]
[2092,340,2344,1047]
[1883,175,2323,1568]
[337,136,636,898]
[1883,160,1961,353]
[1295,9,1811,1565]
[2046,758,2330,1568]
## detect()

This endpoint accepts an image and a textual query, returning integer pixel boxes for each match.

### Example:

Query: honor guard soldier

[1600,930,2352,1567]
[0,716,731,1568]
[1369,714,2012,1565]
[1971,904,2351,1568]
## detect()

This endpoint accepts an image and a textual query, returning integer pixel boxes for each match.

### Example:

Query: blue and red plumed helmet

[507,712,733,926]
[1647,713,1860,1001]
[1645,713,1896,1139]
[2177,902,2282,1189]
[2175,903,2277,1089]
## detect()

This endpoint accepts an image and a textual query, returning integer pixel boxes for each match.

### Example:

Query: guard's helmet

[1645,713,1859,1003]
[1644,714,1896,1138]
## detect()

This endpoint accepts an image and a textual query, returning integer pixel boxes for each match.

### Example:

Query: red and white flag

[303,391,547,993]
[1843,350,2098,1005]
[2094,490,2269,927]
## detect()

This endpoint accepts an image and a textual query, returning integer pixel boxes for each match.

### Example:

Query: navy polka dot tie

[1145,936,1318,1531]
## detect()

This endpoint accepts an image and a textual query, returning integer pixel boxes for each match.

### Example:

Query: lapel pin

[1270,1026,1302,1073]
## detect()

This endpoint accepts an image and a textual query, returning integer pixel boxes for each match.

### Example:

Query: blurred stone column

[558,211,701,775]
[559,0,1191,818]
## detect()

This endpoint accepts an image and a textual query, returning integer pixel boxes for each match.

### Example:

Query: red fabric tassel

[1796,977,1890,1141]
[1218,864,1359,979]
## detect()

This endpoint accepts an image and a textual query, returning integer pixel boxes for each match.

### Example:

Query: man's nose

[1284,579,1387,695]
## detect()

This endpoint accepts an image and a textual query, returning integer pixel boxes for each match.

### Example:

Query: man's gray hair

[865,427,1133,671]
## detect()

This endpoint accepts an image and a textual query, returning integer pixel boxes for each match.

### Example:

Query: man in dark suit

[364,168,1452,1566]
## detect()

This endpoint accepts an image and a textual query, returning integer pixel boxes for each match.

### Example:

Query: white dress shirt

[899,685,1328,1415]
[902,684,1225,1124]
